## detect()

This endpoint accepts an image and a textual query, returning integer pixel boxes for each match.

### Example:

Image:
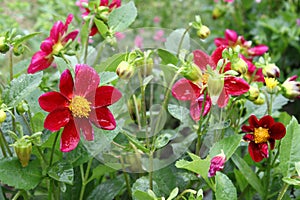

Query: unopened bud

[181,62,202,83]
[207,73,224,105]
[16,100,29,115]
[231,58,248,74]
[0,36,9,54]
[13,44,25,56]
[281,75,300,99]
[13,138,32,167]
[0,109,6,123]
[253,94,265,105]
[208,150,226,177]
[247,86,259,101]
[262,63,280,78]
[197,25,210,39]
[116,61,135,80]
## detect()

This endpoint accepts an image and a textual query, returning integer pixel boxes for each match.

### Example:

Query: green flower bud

[212,7,225,19]
[181,62,202,83]
[13,138,32,167]
[247,86,259,101]
[116,61,135,80]
[0,109,6,123]
[197,25,210,40]
[253,94,265,105]
[207,74,224,105]
[0,36,9,54]
[231,58,248,75]
[16,100,29,115]
[13,44,25,56]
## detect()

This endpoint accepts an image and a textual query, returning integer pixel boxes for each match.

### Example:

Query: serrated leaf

[167,104,191,124]
[231,154,264,197]
[94,18,108,38]
[95,53,128,72]
[48,161,74,185]
[175,153,211,184]
[99,71,118,86]
[215,172,237,200]
[157,49,178,65]
[3,72,43,107]
[108,1,137,32]
[278,117,300,177]
[0,158,42,190]
[209,134,242,159]
[165,29,190,54]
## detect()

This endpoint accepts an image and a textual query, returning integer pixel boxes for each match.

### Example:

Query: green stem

[0,131,7,157]
[79,158,93,200]
[276,183,289,200]
[0,128,12,156]
[148,151,154,190]
[263,149,272,200]
[174,189,197,200]
[176,25,192,56]
[12,190,22,200]
[9,46,13,81]
[120,156,132,198]
[49,131,60,166]
[195,90,207,156]
[84,16,95,64]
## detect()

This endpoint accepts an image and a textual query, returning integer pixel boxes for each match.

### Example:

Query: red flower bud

[208,150,226,177]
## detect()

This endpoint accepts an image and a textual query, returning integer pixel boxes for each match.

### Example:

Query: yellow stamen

[202,73,209,85]
[265,77,278,90]
[254,127,270,143]
[69,96,91,118]
[52,42,64,55]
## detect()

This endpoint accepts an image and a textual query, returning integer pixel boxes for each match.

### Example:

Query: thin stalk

[196,90,207,156]
[49,131,60,166]
[0,131,7,157]
[120,156,132,198]
[9,46,13,81]
[0,128,12,156]
[276,183,289,200]
[175,189,197,200]
[176,25,192,56]
[79,158,93,200]
[12,190,22,200]
[148,151,154,190]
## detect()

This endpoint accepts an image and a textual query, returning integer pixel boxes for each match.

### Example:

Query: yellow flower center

[265,77,278,90]
[202,73,209,85]
[52,42,64,55]
[254,127,270,143]
[69,96,91,118]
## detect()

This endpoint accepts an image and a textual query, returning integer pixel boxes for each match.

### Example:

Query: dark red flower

[242,115,286,162]
[172,47,249,121]
[28,14,79,74]
[208,150,226,177]
[39,64,122,152]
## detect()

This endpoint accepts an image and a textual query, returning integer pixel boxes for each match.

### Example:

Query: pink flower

[297,19,300,26]
[172,47,249,121]
[134,35,143,49]
[153,30,166,42]
[208,150,226,177]
[214,29,268,58]
[39,64,122,152]
[153,16,161,24]
[115,32,126,41]
[28,14,79,74]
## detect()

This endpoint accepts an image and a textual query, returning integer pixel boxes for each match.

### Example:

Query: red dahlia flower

[28,14,79,74]
[214,29,268,58]
[242,115,286,162]
[39,64,122,152]
[172,47,249,121]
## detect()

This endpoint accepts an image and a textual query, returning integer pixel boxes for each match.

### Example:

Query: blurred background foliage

[0,0,299,117]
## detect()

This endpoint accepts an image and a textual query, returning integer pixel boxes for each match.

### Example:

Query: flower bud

[16,100,29,115]
[231,57,248,74]
[208,150,226,177]
[181,62,203,83]
[13,44,25,56]
[264,77,279,94]
[253,93,265,105]
[127,96,141,123]
[197,25,210,40]
[0,109,6,123]
[281,75,300,99]
[212,7,225,19]
[262,63,280,78]
[135,57,154,76]
[116,61,135,80]
[12,138,32,167]
[0,36,9,54]
[247,86,260,101]
[207,73,224,105]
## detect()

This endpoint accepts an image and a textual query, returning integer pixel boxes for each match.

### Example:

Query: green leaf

[95,52,128,72]
[209,134,242,159]
[48,161,74,185]
[0,158,42,190]
[157,49,178,65]
[167,187,179,200]
[165,29,190,54]
[99,71,118,86]
[168,104,192,124]
[133,190,155,200]
[295,162,300,176]
[88,164,116,181]
[13,32,40,46]
[175,152,211,184]
[215,172,237,200]
[108,1,137,32]
[65,142,91,167]
[278,117,300,177]
[13,58,31,77]
[154,131,175,149]
[282,177,300,186]
[3,72,43,107]
[31,112,45,132]
[231,154,264,197]
[94,18,108,38]
[142,75,153,86]
[150,104,167,136]
[87,176,125,200]
[132,176,160,199]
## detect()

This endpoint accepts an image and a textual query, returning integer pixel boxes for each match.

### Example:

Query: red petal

[189,95,211,121]
[248,115,259,128]
[59,69,74,99]
[214,38,228,47]
[89,86,122,107]
[27,51,53,74]
[90,107,116,130]
[225,29,238,44]
[243,134,254,141]
[44,108,71,131]
[217,88,229,108]
[39,91,69,112]
[100,0,109,6]
[248,45,268,56]
[74,118,94,141]
[269,122,286,140]
[193,49,216,70]
[269,138,275,150]
[40,38,54,53]
[60,120,80,152]
[258,143,269,158]
[248,142,265,162]
[241,125,254,133]
[62,30,79,44]
[224,76,249,95]
[74,64,100,97]
[258,115,274,129]
[211,46,227,66]
[50,21,64,42]
[171,79,200,101]
[109,0,121,8]
[64,14,73,29]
